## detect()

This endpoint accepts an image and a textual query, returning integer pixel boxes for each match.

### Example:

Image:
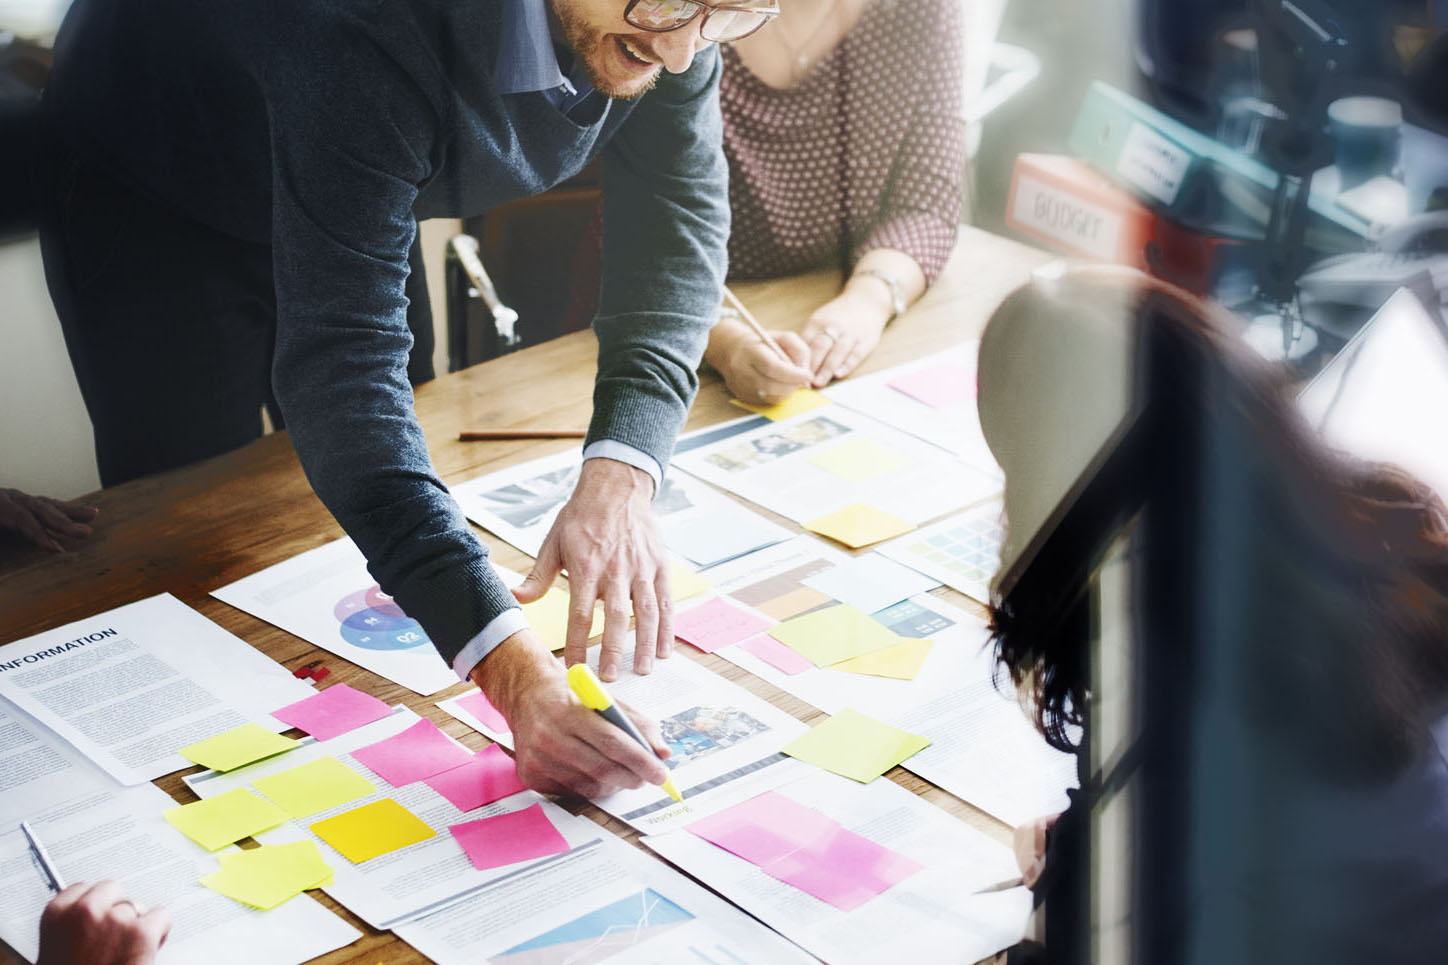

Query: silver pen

[21,820,66,893]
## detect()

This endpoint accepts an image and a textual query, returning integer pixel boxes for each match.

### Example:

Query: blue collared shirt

[494,0,597,116]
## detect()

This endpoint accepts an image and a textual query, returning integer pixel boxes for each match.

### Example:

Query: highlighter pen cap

[566,663,613,711]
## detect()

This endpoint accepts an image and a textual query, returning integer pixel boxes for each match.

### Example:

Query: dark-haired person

[977,266,1448,964]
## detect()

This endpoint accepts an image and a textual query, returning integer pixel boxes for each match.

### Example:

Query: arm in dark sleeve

[265,21,517,668]
[589,47,730,474]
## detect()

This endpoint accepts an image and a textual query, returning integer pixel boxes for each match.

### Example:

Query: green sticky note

[310,798,435,863]
[804,503,915,549]
[201,841,334,910]
[833,638,935,680]
[807,437,910,483]
[252,756,377,819]
[730,388,831,421]
[164,788,288,852]
[782,709,930,783]
[767,604,902,666]
[180,723,298,772]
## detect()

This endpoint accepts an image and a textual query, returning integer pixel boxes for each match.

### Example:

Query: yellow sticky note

[807,437,910,483]
[766,603,902,666]
[782,708,930,783]
[164,789,288,852]
[670,561,712,602]
[730,388,831,421]
[180,723,298,773]
[201,841,333,910]
[804,504,915,549]
[755,586,834,621]
[833,638,935,680]
[252,756,377,819]
[523,587,606,651]
[310,798,434,863]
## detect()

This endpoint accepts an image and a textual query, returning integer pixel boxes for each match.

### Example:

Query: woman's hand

[1013,813,1060,888]
[799,286,891,388]
[711,322,815,405]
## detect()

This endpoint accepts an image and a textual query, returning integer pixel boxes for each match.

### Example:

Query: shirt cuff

[450,607,531,682]
[582,440,662,492]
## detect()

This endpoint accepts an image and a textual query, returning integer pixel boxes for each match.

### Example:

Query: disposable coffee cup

[1328,96,1402,191]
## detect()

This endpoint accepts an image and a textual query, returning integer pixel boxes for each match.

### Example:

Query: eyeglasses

[623,0,780,43]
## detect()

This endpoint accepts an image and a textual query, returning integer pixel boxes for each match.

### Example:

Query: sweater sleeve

[590,47,730,473]
[265,12,518,667]
[854,0,967,285]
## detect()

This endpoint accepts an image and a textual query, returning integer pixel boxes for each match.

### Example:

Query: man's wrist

[577,454,654,501]
[468,628,561,721]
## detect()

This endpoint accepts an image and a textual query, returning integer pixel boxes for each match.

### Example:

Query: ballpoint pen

[566,663,683,803]
[21,820,66,893]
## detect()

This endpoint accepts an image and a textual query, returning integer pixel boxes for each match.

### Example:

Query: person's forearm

[468,629,559,719]
[846,248,928,315]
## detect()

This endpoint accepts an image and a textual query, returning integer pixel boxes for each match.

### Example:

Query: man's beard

[552,0,661,100]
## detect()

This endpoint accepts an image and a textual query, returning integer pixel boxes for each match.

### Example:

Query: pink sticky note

[739,633,814,676]
[768,825,923,911]
[352,718,475,788]
[888,364,975,409]
[272,683,392,741]
[686,791,829,866]
[424,745,526,812]
[674,598,773,654]
[449,803,570,870]
[456,691,510,734]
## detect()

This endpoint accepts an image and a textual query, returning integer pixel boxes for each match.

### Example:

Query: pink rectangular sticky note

[686,791,829,866]
[767,824,923,911]
[449,803,570,870]
[888,364,975,409]
[272,683,392,741]
[456,691,510,734]
[674,597,773,654]
[424,745,526,812]
[739,633,814,676]
[352,718,475,788]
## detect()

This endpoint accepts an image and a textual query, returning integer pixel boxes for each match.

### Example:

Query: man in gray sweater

[40,0,776,798]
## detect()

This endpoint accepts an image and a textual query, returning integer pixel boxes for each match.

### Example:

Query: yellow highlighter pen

[566,664,683,803]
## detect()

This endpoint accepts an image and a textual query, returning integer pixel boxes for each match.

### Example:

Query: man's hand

[0,488,98,552]
[514,458,671,681]
[39,881,171,965]
[471,630,671,798]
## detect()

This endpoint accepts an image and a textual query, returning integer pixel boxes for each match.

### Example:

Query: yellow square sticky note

[310,798,434,863]
[755,586,834,621]
[201,841,333,910]
[804,504,915,549]
[180,723,298,773]
[670,561,712,602]
[252,756,377,819]
[767,603,902,666]
[833,637,935,680]
[164,789,288,852]
[523,586,606,651]
[730,388,831,421]
[782,708,930,783]
[807,437,910,483]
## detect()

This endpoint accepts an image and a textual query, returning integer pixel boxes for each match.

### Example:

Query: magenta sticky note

[352,718,474,788]
[272,683,392,741]
[456,691,510,734]
[448,803,570,870]
[686,791,827,865]
[768,825,923,911]
[888,364,975,409]
[739,633,814,676]
[424,745,526,812]
[674,598,773,654]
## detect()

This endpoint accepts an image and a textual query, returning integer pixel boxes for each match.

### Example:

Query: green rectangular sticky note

[766,604,903,666]
[252,756,377,819]
[782,709,930,783]
[164,788,288,852]
[201,841,334,910]
[180,723,298,772]
[310,798,435,863]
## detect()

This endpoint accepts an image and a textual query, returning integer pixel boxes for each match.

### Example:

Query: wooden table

[0,226,1049,964]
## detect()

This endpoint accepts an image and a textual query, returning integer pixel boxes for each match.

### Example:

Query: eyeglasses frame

[622,0,781,43]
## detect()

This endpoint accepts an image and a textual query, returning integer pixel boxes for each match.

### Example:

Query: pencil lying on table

[722,286,795,367]
[458,429,587,441]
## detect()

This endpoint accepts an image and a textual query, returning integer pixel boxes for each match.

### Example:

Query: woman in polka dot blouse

[701,0,967,403]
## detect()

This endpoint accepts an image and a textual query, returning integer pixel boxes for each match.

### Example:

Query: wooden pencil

[722,286,795,366]
[458,429,587,441]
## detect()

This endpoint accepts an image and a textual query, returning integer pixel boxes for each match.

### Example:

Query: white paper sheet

[449,447,792,567]
[643,770,1031,965]
[878,499,1005,604]
[0,701,116,824]
[671,404,999,526]
[0,595,315,784]
[800,553,940,614]
[211,537,460,696]
[393,815,814,965]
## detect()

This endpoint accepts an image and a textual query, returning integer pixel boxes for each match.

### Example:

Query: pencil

[721,287,796,367]
[21,820,66,893]
[457,429,587,441]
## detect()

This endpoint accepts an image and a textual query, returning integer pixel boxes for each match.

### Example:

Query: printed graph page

[394,820,814,965]
[671,404,999,526]
[643,770,1031,965]
[878,499,1005,604]
[0,594,315,784]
